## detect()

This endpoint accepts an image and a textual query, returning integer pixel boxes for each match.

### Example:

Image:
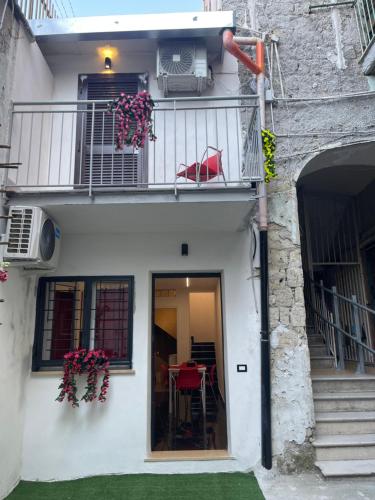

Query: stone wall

[222,0,375,470]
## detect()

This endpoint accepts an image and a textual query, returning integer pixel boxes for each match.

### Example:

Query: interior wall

[189,292,216,343]
[155,290,189,363]
[154,308,177,338]
[214,281,225,400]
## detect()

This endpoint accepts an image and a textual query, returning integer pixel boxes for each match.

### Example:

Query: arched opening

[297,141,375,370]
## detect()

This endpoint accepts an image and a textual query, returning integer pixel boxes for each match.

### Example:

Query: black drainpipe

[260,228,272,469]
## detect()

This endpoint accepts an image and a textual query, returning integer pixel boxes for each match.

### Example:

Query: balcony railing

[355,0,375,53]
[15,0,58,19]
[5,96,263,195]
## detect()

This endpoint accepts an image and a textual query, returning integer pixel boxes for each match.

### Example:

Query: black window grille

[33,276,134,371]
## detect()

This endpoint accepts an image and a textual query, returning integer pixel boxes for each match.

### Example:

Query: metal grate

[41,281,85,361]
[6,207,33,255]
[35,277,133,366]
[355,0,375,53]
[92,281,130,360]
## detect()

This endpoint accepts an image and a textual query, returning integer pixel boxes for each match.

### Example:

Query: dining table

[167,363,207,449]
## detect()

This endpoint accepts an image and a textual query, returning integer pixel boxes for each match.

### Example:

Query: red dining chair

[207,364,217,403]
[176,147,226,185]
[175,367,204,422]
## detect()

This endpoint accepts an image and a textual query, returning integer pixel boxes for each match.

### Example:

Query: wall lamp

[104,57,112,69]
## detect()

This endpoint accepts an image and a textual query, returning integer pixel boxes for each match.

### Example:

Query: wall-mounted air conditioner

[157,41,211,96]
[3,206,61,269]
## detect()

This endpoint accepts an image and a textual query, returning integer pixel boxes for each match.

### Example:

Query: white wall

[8,46,246,188]
[0,270,37,499]
[20,229,261,480]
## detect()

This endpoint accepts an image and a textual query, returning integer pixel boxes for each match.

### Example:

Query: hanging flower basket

[56,349,110,408]
[108,90,157,150]
[0,262,9,283]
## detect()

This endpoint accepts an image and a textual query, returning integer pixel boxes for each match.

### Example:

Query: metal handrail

[354,0,375,53]
[12,95,260,107]
[6,95,263,191]
[307,276,375,373]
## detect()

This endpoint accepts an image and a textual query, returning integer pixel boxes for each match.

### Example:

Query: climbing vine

[108,90,157,150]
[262,129,277,183]
[56,349,110,408]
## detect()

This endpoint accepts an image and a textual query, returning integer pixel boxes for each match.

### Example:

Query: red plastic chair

[176,147,226,185]
[207,364,217,403]
[175,367,204,422]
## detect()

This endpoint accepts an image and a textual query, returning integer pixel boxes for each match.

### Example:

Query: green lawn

[7,473,264,500]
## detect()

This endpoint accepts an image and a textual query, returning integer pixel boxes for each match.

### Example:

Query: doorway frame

[150,271,227,453]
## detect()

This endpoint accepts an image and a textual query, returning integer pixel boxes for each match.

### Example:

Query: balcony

[4,96,263,200]
[355,0,375,74]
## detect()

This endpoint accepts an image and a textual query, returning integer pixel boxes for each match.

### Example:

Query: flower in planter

[56,349,110,408]
[108,90,157,151]
[0,262,9,283]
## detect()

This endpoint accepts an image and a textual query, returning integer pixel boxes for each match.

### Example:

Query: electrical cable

[66,0,75,17]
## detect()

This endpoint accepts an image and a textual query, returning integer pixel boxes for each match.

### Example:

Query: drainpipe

[223,29,272,470]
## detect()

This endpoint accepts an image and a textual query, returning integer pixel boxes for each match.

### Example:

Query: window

[32,276,134,370]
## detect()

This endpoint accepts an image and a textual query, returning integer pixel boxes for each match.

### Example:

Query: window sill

[31,369,136,376]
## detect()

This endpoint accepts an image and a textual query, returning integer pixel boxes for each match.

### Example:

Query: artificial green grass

[7,473,264,500]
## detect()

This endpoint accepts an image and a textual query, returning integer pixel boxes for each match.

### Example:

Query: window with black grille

[33,276,134,370]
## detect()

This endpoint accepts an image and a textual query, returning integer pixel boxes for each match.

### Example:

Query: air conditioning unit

[3,206,61,269]
[157,41,211,96]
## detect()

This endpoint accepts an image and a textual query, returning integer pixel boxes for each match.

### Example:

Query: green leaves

[262,129,277,183]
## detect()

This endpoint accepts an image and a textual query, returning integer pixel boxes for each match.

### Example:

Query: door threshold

[145,450,233,462]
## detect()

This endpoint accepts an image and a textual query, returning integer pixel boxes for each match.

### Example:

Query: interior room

[152,274,227,452]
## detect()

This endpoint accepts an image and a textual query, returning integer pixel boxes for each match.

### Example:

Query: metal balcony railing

[5,96,263,195]
[355,0,375,53]
[15,0,58,19]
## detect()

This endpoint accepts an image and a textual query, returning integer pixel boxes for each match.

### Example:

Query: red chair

[176,147,226,185]
[207,364,217,403]
[175,367,204,422]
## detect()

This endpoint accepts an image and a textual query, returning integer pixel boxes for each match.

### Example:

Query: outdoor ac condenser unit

[4,206,61,269]
[157,41,210,96]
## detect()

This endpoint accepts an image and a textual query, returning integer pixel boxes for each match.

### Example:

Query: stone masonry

[222,0,375,471]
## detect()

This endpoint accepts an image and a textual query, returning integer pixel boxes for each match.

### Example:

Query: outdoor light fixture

[181,243,188,256]
[186,277,190,288]
[104,57,112,69]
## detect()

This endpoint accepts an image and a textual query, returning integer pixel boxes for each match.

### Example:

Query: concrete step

[314,392,375,412]
[315,411,375,435]
[314,433,375,461]
[309,345,329,356]
[312,375,375,393]
[315,459,375,477]
[310,356,336,369]
[308,335,326,346]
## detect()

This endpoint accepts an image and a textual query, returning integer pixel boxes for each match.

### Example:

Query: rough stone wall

[222,0,375,470]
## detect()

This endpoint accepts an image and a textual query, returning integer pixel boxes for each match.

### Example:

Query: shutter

[76,74,146,187]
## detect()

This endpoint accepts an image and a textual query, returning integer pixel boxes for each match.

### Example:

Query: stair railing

[307,278,375,373]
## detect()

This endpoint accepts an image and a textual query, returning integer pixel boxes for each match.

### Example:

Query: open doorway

[151,273,227,452]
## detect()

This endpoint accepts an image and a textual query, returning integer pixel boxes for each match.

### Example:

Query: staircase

[190,339,217,420]
[308,332,375,477]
